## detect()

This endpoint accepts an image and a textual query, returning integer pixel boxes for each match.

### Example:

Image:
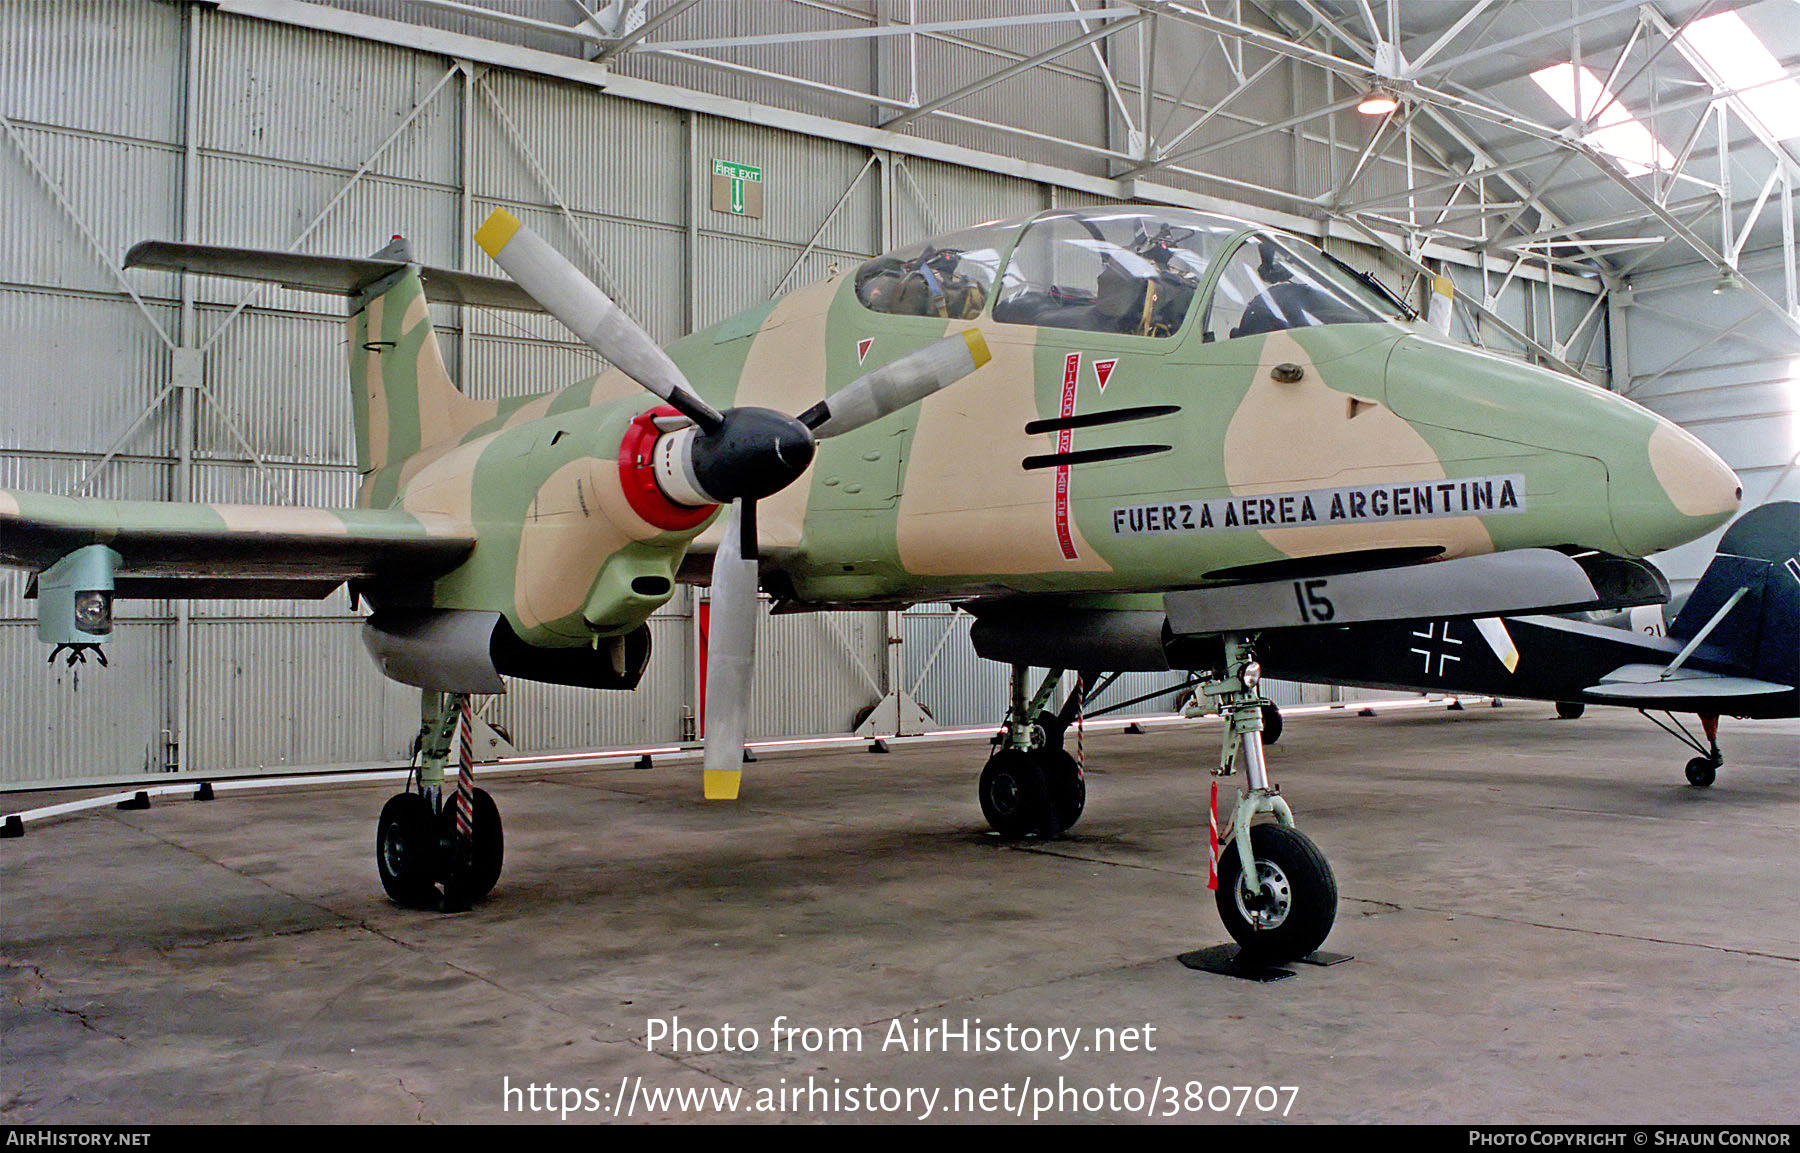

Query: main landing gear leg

[377,691,505,910]
[978,665,1084,839]
[1206,636,1336,963]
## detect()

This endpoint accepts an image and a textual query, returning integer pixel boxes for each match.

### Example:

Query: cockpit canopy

[853,207,1410,341]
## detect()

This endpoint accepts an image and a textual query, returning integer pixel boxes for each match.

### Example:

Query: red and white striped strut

[455,698,475,841]
[1207,779,1220,892]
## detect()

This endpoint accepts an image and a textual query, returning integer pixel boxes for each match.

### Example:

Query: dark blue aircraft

[1256,502,1799,786]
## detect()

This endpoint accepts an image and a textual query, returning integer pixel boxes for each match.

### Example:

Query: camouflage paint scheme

[0,209,1742,659]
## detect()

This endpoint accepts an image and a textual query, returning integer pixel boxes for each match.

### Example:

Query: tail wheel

[1556,701,1585,720]
[1684,756,1718,788]
[979,749,1052,839]
[1214,824,1337,962]
[376,793,439,908]
[440,788,505,907]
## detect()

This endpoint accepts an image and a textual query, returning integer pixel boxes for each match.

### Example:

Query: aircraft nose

[1384,335,1739,559]
[1611,420,1741,556]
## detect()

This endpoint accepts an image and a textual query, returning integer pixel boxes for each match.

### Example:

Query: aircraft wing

[0,490,473,598]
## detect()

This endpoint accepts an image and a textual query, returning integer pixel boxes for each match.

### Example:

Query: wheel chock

[1178,944,1294,982]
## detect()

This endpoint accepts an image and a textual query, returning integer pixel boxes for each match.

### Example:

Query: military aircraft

[1241,501,1798,787]
[0,204,1743,962]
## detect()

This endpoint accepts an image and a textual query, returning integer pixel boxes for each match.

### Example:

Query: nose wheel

[1214,823,1337,961]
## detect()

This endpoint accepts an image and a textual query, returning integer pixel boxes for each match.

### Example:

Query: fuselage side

[371,206,1740,647]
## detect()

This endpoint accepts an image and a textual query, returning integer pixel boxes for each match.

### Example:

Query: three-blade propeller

[475,209,990,799]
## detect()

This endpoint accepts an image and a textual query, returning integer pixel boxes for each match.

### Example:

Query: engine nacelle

[363,609,652,694]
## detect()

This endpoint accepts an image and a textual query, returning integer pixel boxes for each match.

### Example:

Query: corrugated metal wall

[1,2,1589,788]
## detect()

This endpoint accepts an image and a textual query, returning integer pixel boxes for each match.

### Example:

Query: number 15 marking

[1293,579,1335,623]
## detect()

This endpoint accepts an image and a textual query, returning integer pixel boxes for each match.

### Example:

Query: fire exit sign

[711,159,763,218]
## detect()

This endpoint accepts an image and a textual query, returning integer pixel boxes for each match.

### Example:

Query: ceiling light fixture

[1357,86,1400,116]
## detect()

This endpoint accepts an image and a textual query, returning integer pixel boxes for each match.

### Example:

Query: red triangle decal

[1094,358,1117,391]
[857,338,873,364]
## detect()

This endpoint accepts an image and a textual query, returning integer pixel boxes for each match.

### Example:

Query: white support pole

[172,0,204,776]
[1783,170,1796,317]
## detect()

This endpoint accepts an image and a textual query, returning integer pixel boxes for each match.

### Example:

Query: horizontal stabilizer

[124,241,545,313]
[1,490,472,594]
[1165,548,1665,635]
[1586,663,1795,702]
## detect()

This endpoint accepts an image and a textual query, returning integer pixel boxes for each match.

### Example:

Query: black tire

[439,787,505,908]
[979,749,1051,839]
[1259,702,1284,745]
[1035,747,1085,833]
[1214,824,1337,962]
[376,792,439,908]
[1685,756,1718,788]
[1556,701,1585,720]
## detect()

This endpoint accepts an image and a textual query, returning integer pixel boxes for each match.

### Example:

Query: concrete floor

[2,704,1796,1125]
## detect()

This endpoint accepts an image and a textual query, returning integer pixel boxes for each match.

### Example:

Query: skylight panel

[1530,62,1675,176]
[1680,10,1800,141]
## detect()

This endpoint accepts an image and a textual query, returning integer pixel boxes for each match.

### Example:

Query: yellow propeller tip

[961,328,991,369]
[475,208,523,258]
[703,768,742,800]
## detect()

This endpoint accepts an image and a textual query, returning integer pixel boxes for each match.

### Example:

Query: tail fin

[1668,501,1800,686]
[348,238,493,476]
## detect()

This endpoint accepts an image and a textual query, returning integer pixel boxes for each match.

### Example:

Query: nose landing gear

[1206,636,1337,963]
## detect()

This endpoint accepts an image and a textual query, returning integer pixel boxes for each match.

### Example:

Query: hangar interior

[2,0,1795,787]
